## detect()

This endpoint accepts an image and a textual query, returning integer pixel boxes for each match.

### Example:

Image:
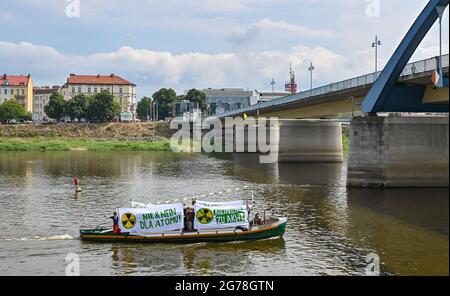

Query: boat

[80,216,287,243]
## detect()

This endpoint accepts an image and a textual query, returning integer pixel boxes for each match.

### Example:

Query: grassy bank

[0,138,171,152]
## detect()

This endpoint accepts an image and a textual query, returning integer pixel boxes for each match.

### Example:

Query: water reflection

[98,238,286,275]
[0,151,448,275]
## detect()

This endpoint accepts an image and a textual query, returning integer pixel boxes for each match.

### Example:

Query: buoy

[74,176,82,192]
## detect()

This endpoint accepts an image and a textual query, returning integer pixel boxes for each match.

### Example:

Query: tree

[44,92,66,121]
[0,100,32,123]
[185,89,208,111]
[65,94,89,121]
[86,92,120,123]
[152,88,177,120]
[136,97,152,121]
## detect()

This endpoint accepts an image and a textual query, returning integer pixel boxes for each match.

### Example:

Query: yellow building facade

[0,74,34,113]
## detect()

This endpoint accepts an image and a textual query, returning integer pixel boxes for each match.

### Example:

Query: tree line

[136,88,208,121]
[45,92,120,122]
[0,88,209,124]
[0,100,32,123]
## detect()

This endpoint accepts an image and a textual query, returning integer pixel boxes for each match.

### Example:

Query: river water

[0,151,448,276]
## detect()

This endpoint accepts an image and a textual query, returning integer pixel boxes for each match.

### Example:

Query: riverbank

[0,122,173,151]
[0,122,350,152]
[0,138,171,151]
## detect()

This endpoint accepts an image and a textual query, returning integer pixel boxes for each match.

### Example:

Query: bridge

[218,54,449,119]
[213,0,449,188]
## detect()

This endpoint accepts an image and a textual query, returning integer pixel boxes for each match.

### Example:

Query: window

[94,88,97,93]
[119,88,123,94]
[3,89,6,95]
[16,89,19,95]
[78,87,81,93]
[22,89,25,95]
[72,87,75,93]
[88,87,91,93]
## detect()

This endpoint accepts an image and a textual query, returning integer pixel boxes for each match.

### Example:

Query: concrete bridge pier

[277,120,344,163]
[347,116,449,187]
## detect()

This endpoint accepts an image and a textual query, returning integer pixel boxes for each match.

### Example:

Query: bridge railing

[218,54,449,118]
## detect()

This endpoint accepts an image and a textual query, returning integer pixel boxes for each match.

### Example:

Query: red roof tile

[0,75,31,86]
[66,74,136,86]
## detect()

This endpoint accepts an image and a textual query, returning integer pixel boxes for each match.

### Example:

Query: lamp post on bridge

[436,6,446,88]
[308,62,315,91]
[372,35,381,76]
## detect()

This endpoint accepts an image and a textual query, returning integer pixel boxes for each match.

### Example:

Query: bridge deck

[218,54,449,118]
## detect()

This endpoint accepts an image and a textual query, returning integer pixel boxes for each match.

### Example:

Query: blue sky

[1,0,448,97]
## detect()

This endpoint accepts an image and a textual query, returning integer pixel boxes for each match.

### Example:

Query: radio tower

[285,64,298,94]
[271,78,275,93]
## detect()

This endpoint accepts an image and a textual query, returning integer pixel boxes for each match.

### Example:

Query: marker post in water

[74,176,82,193]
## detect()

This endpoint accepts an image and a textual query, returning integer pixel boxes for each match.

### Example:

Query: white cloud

[0,41,352,96]
[227,18,335,47]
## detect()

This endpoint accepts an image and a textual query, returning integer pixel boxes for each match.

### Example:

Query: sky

[0,0,448,98]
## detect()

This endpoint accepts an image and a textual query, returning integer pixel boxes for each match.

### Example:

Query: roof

[0,74,31,87]
[66,74,136,86]
[259,92,290,96]
[34,87,60,95]
[203,88,254,97]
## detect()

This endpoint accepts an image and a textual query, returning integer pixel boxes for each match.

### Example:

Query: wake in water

[0,234,74,241]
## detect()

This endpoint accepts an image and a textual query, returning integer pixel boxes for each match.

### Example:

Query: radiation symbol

[121,213,137,229]
[196,208,214,224]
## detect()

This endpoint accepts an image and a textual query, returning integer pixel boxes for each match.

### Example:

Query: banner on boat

[118,203,184,233]
[194,204,249,230]
[195,200,246,208]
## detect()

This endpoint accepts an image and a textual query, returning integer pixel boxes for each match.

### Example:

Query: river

[0,151,448,275]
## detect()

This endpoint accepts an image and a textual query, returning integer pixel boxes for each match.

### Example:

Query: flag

[432,70,440,87]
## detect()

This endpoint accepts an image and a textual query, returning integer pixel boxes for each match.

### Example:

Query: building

[33,86,60,122]
[0,74,33,112]
[258,92,290,102]
[202,88,257,115]
[173,100,199,117]
[60,74,137,117]
[172,100,201,122]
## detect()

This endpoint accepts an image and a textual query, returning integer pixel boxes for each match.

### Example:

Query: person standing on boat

[110,211,121,234]
[185,208,195,231]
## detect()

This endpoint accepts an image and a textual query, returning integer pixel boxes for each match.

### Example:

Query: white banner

[195,200,246,208]
[131,201,147,209]
[194,204,249,230]
[118,204,184,233]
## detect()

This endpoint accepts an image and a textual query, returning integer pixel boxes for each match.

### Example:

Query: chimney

[70,73,75,76]
[110,74,115,77]
[2,74,6,79]
[97,74,100,77]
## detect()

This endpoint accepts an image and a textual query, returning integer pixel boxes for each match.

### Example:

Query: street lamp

[372,35,381,75]
[308,62,315,91]
[436,6,446,88]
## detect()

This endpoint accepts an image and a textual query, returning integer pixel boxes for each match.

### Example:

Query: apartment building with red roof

[0,74,34,113]
[60,74,137,118]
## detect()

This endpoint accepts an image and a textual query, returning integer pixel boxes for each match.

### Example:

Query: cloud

[227,18,335,47]
[0,41,352,96]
